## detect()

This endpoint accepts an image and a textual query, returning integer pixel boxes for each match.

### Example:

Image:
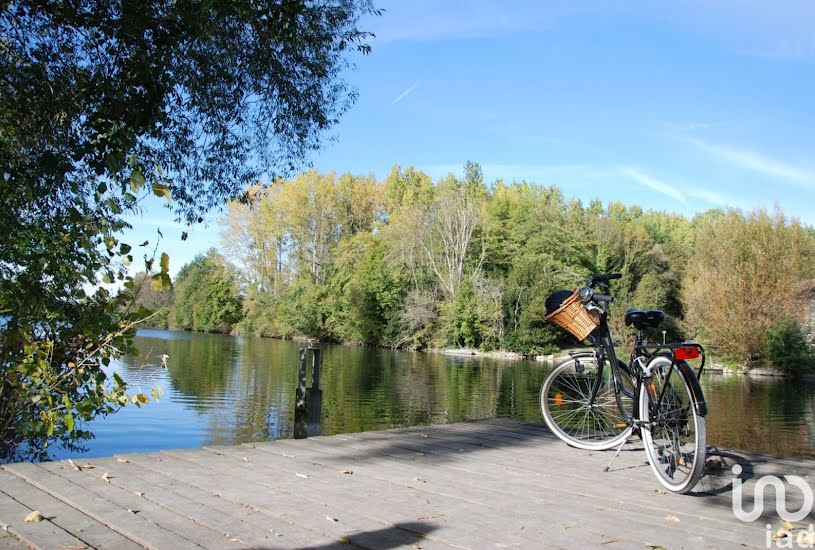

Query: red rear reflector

[675,346,700,360]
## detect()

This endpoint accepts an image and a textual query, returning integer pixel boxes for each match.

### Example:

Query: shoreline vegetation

[141,324,814,380]
[134,166,815,377]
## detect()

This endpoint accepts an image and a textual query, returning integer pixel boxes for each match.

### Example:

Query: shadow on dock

[306,522,439,550]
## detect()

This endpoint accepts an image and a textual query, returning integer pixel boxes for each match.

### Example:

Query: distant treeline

[134,164,815,373]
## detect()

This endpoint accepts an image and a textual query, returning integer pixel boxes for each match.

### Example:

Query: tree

[327,232,403,345]
[131,272,175,328]
[417,174,484,298]
[0,0,377,460]
[172,251,243,334]
[682,208,815,365]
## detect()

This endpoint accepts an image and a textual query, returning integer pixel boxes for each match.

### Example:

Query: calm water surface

[52,329,815,460]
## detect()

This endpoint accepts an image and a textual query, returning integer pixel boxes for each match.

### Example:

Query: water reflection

[52,330,815,460]
[702,373,815,458]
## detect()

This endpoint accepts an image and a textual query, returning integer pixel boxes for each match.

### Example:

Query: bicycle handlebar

[586,273,622,287]
[593,293,613,303]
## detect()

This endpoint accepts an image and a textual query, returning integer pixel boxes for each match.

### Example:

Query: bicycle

[540,273,708,494]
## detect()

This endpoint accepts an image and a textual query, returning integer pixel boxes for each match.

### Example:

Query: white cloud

[688,139,815,189]
[621,167,686,204]
[391,82,418,105]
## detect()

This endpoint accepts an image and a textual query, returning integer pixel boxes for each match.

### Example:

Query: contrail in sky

[391,82,418,105]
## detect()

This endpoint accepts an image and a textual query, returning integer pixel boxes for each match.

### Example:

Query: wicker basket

[546,290,598,340]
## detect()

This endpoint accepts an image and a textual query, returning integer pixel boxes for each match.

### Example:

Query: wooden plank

[303,430,775,534]
[0,488,87,550]
[367,427,815,522]
[179,447,648,549]
[467,418,815,477]
[76,457,335,550]
[324,429,785,526]
[0,471,142,550]
[206,445,715,550]
[246,437,765,548]
[0,530,28,550]
[0,419,809,550]
[2,462,200,550]
[36,461,245,550]
[269,435,750,530]
[121,451,455,550]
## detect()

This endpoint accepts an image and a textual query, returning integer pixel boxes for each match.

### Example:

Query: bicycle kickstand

[603,436,629,472]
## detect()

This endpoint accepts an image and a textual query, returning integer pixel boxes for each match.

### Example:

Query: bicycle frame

[584,308,637,424]
[583,301,707,426]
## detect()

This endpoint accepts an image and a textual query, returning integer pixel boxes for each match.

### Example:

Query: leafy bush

[764,318,815,375]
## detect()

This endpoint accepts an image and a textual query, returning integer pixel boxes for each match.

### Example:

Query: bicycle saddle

[624,308,665,329]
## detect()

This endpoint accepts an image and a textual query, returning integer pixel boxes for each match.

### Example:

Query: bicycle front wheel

[639,356,706,494]
[541,356,633,451]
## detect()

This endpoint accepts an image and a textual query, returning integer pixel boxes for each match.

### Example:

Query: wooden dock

[1,418,812,549]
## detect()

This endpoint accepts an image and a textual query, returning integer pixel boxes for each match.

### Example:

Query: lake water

[50,329,815,460]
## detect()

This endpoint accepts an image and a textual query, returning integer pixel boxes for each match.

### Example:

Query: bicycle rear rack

[633,342,706,378]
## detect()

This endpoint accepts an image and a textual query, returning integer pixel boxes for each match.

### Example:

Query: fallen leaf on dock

[101,472,111,484]
[116,457,129,463]
[705,458,723,472]
[24,511,43,523]
[134,492,144,497]
[414,478,428,483]
[295,473,309,479]
[665,514,680,523]
[325,516,339,522]
[68,459,81,471]
[340,470,353,474]
[782,520,794,531]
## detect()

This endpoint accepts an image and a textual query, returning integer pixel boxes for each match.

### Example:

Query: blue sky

[125,0,815,276]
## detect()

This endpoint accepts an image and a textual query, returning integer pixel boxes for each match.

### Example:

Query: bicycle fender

[677,360,708,417]
[568,349,595,359]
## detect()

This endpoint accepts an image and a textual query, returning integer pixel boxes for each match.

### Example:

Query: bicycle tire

[639,356,706,494]
[541,356,634,451]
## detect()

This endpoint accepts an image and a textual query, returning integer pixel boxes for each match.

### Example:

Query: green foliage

[328,233,403,345]
[172,251,242,334]
[216,165,815,367]
[764,319,815,375]
[1,0,375,459]
[682,209,815,365]
[131,272,174,328]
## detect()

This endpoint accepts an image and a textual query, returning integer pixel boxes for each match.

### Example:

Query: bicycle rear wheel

[639,356,706,494]
[541,356,633,450]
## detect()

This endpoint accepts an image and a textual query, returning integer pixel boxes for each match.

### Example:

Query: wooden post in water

[307,346,322,437]
[294,344,323,439]
[294,348,308,439]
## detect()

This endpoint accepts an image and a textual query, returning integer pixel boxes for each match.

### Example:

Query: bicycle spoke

[640,359,706,493]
